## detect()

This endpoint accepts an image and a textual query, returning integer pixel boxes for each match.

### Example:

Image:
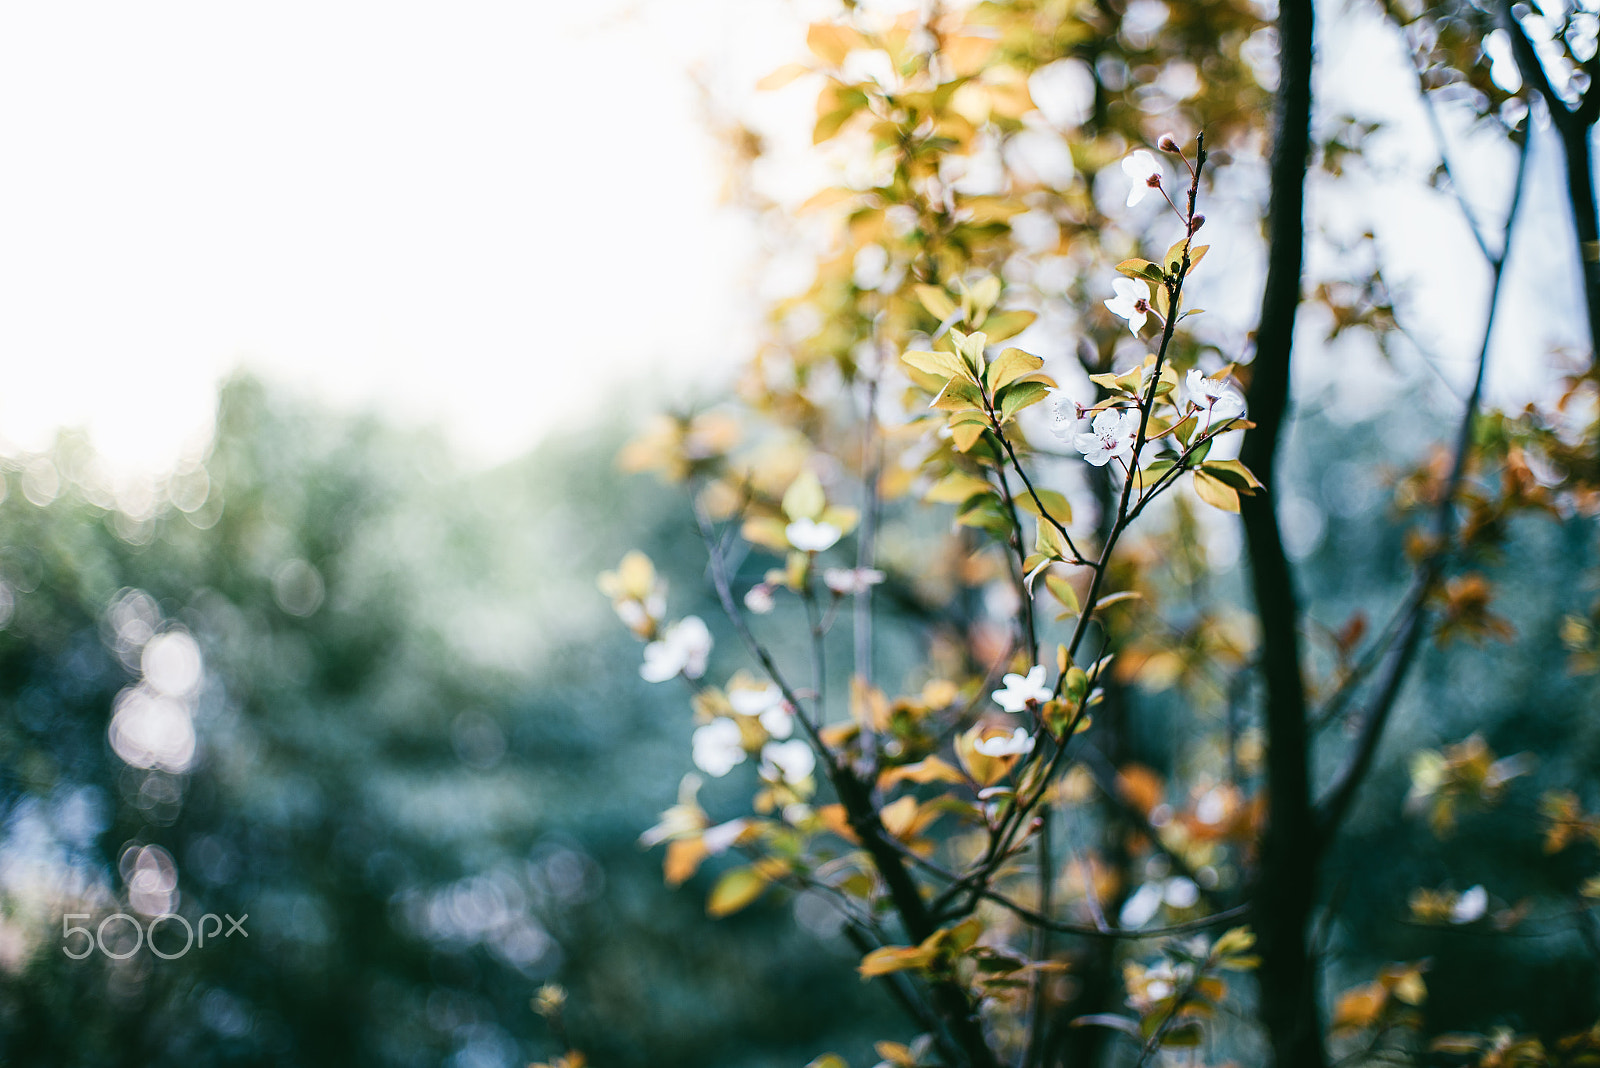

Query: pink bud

[1158,134,1180,152]
[1189,214,1206,233]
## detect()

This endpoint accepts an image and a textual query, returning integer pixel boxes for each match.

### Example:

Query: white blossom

[1048,394,1082,446]
[1163,877,1200,909]
[760,707,794,739]
[1104,277,1152,335]
[1073,407,1142,468]
[743,584,776,614]
[1122,149,1163,207]
[691,718,746,777]
[729,682,794,739]
[1451,885,1488,924]
[975,727,1037,757]
[992,664,1052,712]
[1120,882,1164,928]
[728,682,783,717]
[640,616,713,682]
[1185,368,1246,438]
[761,739,816,784]
[786,517,842,552]
[823,567,886,595]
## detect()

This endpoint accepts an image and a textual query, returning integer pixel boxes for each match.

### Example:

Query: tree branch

[1316,117,1532,839]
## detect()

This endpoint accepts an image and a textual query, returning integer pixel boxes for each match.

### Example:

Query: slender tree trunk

[1556,121,1600,362]
[1237,0,1326,1062]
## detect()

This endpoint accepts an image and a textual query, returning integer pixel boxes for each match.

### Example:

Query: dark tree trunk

[1237,0,1327,1062]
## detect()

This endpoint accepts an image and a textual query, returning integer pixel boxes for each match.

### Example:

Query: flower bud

[1158,134,1181,152]
[1189,214,1206,233]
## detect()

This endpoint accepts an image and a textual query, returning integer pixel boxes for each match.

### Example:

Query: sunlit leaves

[858,918,982,978]
[1407,734,1533,835]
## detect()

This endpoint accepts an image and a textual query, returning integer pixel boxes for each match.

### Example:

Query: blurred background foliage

[0,376,903,1067]
[1,0,1598,1061]
[0,370,1593,1067]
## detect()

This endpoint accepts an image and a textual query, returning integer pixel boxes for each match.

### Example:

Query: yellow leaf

[1193,471,1240,512]
[926,469,993,504]
[859,944,935,977]
[950,419,987,452]
[878,755,966,788]
[943,34,997,77]
[931,378,985,412]
[783,470,827,521]
[707,866,770,917]
[981,309,1036,342]
[902,348,972,383]
[664,838,709,888]
[1044,573,1080,617]
[757,62,812,91]
[914,284,959,323]
[986,347,1044,392]
[806,23,861,66]
[1331,982,1386,1033]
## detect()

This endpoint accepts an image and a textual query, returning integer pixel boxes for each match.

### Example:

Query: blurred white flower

[1122,149,1163,206]
[701,818,749,855]
[743,584,776,614]
[729,682,794,739]
[760,707,794,739]
[1074,408,1141,467]
[975,727,1037,757]
[692,718,746,777]
[761,739,816,784]
[1163,876,1199,909]
[1451,885,1488,924]
[729,682,782,717]
[786,518,842,552]
[1105,278,1151,335]
[992,665,1052,712]
[823,567,886,595]
[640,616,713,682]
[1120,882,1164,928]
[1185,368,1245,438]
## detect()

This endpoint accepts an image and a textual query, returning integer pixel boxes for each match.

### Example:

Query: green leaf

[814,106,856,144]
[1199,458,1263,492]
[1164,240,1209,274]
[997,380,1050,422]
[1036,519,1069,561]
[707,866,770,917]
[783,470,827,521]
[956,495,1013,536]
[1044,573,1080,617]
[1116,258,1165,283]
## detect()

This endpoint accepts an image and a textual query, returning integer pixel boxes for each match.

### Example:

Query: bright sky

[0,1,1583,475]
[0,1,814,471]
